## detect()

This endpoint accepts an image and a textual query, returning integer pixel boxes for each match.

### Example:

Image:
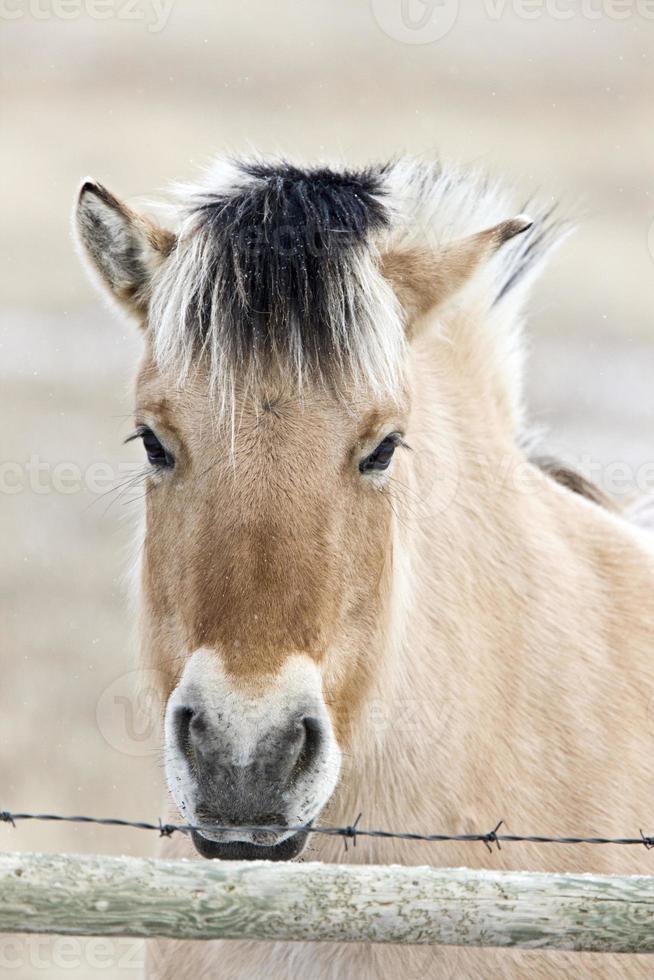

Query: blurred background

[1,1,653,975]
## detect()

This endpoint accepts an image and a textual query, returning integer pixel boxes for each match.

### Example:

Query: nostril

[293,716,323,780]
[173,706,195,765]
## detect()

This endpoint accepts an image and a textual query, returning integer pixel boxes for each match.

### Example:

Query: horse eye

[359,435,399,474]
[137,427,174,468]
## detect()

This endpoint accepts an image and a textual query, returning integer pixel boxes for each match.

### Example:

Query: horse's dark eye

[137,427,174,468]
[359,436,399,474]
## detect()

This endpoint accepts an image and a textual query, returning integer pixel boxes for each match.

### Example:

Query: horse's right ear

[74,180,175,318]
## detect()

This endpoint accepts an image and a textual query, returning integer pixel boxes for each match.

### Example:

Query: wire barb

[158,819,177,839]
[342,812,362,852]
[483,820,504,853]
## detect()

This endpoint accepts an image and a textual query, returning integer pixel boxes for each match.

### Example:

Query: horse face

[74,162,528,860]
[136,354,408,858]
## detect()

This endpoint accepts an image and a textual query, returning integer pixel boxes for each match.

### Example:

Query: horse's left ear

[74,180,175,319]
[381,216,533,335]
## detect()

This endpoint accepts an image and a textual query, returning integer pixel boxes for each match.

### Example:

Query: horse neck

[335,326,537,825]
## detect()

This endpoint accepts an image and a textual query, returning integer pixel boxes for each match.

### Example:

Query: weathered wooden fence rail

[1,852,654,952]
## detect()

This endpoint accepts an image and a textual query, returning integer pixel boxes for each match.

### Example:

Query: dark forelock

[178,160,391,372]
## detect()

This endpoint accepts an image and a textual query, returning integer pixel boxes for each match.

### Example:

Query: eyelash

[359,433,409,474]
[125,426,175,469]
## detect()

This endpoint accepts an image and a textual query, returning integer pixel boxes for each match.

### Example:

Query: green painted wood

[0,852,653,952]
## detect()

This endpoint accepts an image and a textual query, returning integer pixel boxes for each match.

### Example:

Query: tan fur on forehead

[136,343,406,436]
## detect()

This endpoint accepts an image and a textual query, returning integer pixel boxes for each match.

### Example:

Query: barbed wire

[2,810,654,853]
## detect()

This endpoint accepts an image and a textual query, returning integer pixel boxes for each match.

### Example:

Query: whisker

[82,467,150,516]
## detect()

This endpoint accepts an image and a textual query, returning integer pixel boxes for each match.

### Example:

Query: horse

[74,157,654,978]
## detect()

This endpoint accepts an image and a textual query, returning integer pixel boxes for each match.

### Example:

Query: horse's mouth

[190,828,309,861]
